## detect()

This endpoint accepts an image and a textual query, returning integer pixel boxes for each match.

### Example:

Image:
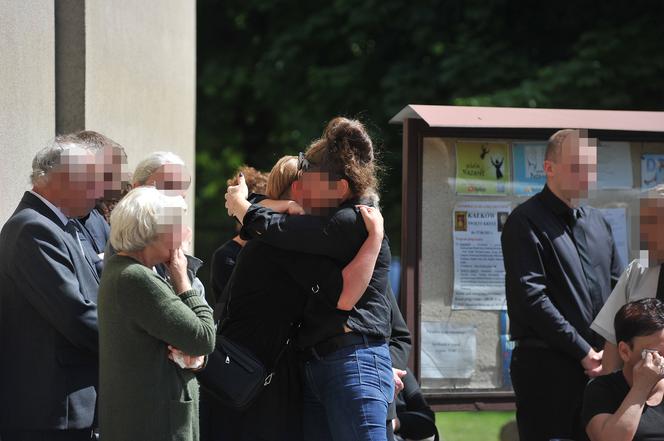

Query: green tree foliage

[195,0,664,289]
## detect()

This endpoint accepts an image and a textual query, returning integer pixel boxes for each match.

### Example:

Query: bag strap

[263,321,300,386]
[214,276,236,331]
[657,263,664,301]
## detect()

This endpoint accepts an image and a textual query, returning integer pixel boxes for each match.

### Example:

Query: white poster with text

[452,201,511,310]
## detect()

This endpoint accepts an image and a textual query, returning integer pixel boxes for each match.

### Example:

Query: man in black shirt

[583,298,664,441]
[502,129,624,441]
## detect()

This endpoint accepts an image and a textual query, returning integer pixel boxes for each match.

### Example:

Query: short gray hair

[109,186,187,252]
[133,151,186,186]
[30,134,102,185]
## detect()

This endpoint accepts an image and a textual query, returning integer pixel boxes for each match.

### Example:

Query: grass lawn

[435,411,516,441]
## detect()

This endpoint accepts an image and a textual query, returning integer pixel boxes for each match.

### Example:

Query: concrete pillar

[0,0,196,232]
[84,0,197,230]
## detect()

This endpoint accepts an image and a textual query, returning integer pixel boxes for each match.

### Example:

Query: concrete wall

[0,0,196,232]
[84,0,197,229]
[0,0,55,225]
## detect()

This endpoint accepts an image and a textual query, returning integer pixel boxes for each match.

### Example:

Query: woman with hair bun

[226,117,394,441]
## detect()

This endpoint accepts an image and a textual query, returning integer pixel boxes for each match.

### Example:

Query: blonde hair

[109,186,187,252]
[266,155,298,199]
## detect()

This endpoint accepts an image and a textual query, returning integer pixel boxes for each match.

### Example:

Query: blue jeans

[302,339,394,441]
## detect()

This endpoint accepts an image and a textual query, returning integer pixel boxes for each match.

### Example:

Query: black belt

[514,338,550,350]
[301,333,386,361]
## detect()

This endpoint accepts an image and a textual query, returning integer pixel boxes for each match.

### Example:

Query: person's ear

[618,341,632,363]
[543,160,555,179]
[338,178,350,198]
[290,181,301,200]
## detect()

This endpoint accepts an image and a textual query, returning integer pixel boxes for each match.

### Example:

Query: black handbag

[197,279,296,409]
[196,334,275,410]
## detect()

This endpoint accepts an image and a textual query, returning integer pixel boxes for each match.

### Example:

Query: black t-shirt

[583,371,664,441]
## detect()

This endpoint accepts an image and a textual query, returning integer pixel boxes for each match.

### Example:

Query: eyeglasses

[297,152,310,172]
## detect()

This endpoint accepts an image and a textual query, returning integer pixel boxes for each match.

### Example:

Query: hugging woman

[226,117,394,441]
[205,154,384,441]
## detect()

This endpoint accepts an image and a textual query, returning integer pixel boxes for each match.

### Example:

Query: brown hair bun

[305,117,380,201]
[324,117,374,164]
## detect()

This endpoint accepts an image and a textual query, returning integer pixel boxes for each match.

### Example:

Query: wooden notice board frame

[390,105,664,411]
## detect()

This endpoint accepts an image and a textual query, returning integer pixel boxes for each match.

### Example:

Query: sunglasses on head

[297,152,310,172]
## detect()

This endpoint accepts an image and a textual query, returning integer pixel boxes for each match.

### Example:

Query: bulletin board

[394,111,664,410]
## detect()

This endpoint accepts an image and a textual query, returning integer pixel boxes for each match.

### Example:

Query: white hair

[132,151,186,186]
[30,134,102,185]
[109,186,187,252]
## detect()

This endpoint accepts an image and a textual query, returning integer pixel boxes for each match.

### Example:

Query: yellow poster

[455,141,510,195]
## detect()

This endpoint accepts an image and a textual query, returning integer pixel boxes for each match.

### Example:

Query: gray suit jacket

[0,192,100,430]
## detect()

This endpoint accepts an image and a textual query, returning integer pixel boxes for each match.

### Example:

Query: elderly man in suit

[0,135,107,441]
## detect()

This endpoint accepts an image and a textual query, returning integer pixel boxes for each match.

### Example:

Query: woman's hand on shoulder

[286,200,305,215]
[357,205,383,240]
[258,199,305,215]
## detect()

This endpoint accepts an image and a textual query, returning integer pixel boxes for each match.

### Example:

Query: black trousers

[511,346,590,441]
[0,430,94,441]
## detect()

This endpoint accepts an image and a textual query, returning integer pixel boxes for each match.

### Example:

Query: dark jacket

[240,199,392,347]
[209,238,243,307]
[394,370,439,441]
[0,192,100,430]
[208,240,343,441]
[387,287,412,422]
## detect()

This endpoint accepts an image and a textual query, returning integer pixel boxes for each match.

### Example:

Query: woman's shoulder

[585,371,628,400]
[624,259,658,298]
[625,258,648,275]
[330,201,365,225]
[111,256,169,293]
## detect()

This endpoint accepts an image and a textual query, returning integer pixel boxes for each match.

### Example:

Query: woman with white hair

[98,187,215,441]
[133,151,191,197]
[591,184,664,374]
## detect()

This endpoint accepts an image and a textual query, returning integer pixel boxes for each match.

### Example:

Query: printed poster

[598,142,633,190]
[421,321,477,379]
[456,141,510,195]
[512,142,547,196]
[452,201,511,310]
[641,154,664,189]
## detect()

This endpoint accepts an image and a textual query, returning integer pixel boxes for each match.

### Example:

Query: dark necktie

[64,220,85,256]
[66,220,102,280]
[569,209,603,316]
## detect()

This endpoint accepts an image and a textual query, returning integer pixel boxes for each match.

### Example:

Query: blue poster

[512,142,547,196]
[641,154,664,189]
